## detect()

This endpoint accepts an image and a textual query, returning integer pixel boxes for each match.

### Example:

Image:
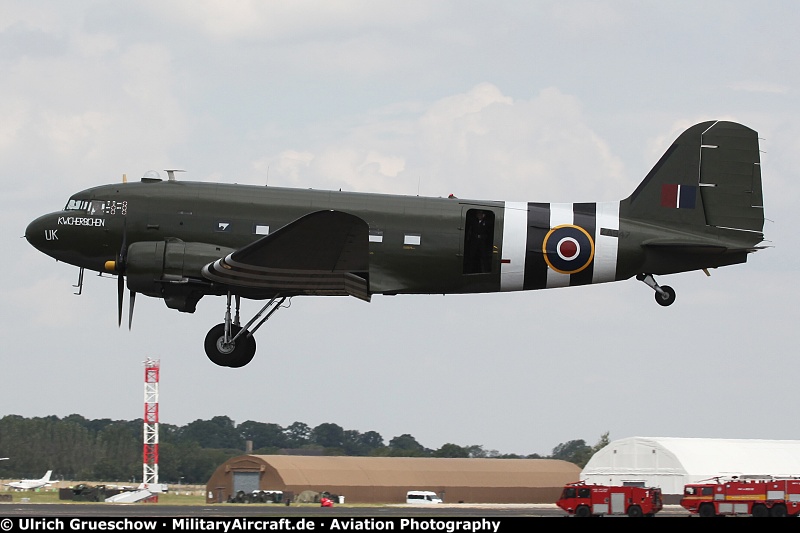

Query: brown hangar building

[205,455,580,504]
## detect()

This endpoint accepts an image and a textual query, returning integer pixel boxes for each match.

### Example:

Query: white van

[406,490,443,504]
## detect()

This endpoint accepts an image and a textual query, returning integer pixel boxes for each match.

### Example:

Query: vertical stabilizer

[623,121,764,235]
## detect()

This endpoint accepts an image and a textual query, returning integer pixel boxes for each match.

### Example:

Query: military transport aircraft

[26,120,766,368]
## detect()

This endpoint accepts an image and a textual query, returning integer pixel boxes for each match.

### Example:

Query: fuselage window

[463,209,495,274]
[369,229,384,243]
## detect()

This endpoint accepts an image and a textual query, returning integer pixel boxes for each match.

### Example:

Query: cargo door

[462,207,496,274]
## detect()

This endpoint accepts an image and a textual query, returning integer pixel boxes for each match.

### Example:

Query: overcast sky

[4,1,799,457]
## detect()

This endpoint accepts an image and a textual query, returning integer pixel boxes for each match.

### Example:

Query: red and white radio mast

[143,358,160,489]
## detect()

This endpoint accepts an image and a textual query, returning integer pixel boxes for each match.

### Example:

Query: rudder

[698,121,764,232]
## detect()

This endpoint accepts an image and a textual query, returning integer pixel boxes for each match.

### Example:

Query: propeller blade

[116,216,128,327]
[117,273,124,327]
[120,218,128,264]
[128,291,136,330]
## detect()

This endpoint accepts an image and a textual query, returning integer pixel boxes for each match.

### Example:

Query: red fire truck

[681,478,800,517]
[556,482,663,517]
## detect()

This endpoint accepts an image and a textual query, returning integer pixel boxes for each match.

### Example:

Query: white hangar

[581,437,800,498]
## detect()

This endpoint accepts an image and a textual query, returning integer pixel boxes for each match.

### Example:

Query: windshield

[65,199,90,211]
[64,199,127,215]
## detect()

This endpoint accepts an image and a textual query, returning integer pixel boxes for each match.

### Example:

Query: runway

[0,503,692,518]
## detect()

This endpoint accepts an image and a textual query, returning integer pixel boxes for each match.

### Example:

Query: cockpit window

[87,201,107,215]
[65,199,90,211]
[64,199,125,215]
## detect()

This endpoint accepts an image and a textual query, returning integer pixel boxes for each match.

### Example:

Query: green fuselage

[28,174,763,302]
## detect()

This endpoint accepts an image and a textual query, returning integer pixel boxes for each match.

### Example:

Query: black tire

[204,324,255,367]
[227,334,257,368]
[575,505,591,517]
[770,504,788,517]
[752,504,769,517]
[698,503,716,517]
[627,505,643,517]
[655,285,676,306]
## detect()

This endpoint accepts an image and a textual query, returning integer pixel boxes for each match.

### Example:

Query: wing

[201,210,371,301]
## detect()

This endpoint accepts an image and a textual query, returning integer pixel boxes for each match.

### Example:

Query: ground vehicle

[681,478,800,517]
[406,490,443,504]
[556,482,663,517]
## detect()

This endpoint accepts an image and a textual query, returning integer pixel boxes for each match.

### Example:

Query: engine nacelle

[126,239,234,312]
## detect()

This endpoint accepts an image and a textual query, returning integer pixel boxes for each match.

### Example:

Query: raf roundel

[542,224,595,274]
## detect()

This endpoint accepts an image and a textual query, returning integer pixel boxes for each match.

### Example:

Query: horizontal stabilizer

[642,241,728,254]
[643,238,765,254]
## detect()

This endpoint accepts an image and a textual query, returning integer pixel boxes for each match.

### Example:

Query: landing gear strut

[204,293,287,367]
[637,274,676,307]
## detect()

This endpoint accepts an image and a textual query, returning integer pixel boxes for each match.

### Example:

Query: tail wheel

[655,285,676,306]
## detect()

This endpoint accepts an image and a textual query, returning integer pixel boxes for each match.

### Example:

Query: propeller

[105,217,136,329]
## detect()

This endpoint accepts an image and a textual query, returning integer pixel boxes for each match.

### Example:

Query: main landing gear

[204,293,287,368]
[637,273,676,307]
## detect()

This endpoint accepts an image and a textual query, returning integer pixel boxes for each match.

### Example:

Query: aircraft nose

[25,213,58,254]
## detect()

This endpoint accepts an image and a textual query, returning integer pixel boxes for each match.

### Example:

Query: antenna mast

[143,358,160,492]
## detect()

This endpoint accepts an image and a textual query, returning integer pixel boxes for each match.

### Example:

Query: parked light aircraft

[5,470,54,490]
[26,121,766,368]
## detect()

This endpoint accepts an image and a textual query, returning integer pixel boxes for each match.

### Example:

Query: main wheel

[627,505,643,517]
[655,285,676,306]
[204,324,256,367]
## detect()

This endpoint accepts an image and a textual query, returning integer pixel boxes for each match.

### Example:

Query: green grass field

[1,490,207,505]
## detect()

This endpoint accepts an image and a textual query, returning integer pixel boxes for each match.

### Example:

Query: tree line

[0,414,608,484]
